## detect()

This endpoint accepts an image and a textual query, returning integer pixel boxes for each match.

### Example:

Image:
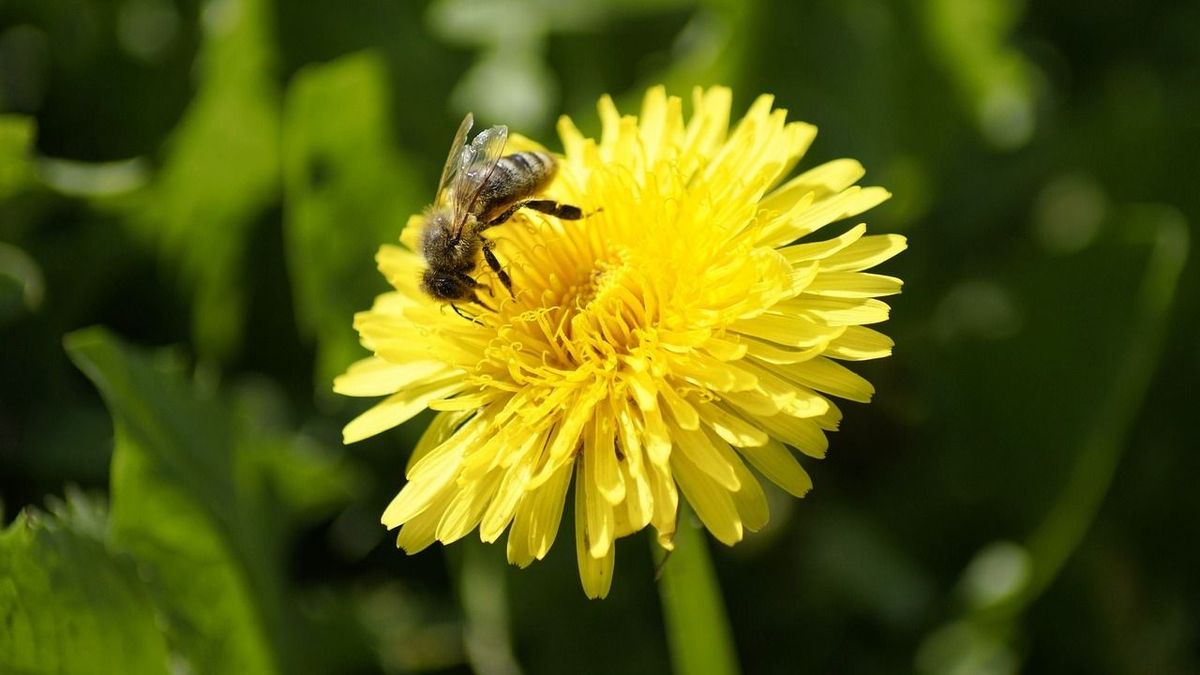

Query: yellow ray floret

[336,86,906,598]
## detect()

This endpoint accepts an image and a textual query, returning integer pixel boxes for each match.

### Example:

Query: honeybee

[420,113,583,313]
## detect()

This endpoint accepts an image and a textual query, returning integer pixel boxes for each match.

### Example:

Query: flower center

[566,253,620,312]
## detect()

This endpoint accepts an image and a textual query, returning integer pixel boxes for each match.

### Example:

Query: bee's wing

[435,113,474,207]
[450,123,509,235]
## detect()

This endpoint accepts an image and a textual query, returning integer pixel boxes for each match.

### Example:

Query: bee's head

[421,268,475,303]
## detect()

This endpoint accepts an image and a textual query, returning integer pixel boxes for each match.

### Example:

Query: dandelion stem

[656,508,740,675]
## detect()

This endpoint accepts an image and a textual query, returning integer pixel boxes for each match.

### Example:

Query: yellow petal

[375,242,424,286]
[775,121,819,181]
[528,387,603,488]
[702,335,748,361]
[381,441,464,528]
[395,484,456,553]
[717,387,783,417]
[777,356,875,403]
[681,86,732,165]
[787,262,821,297]
[820,233,908,272]
[824,326,894,361]
[614,395,644,461]
[732,312,844,348]
[575,464,615,600]
[803,272,903,298]
[527,459,574,561]
[648,462,678,550]
[626,368,659,410]
[479,459,533,543]
[641,403,674,467]
[587,409,625,505]
[613,396,654,531]
[333,357,450,397]
[556,115,588,162]
[750,413,829,459]
[761,159,866,214]
[743,337,830,365]
[780,223,866,264]
[738,438,813,497]
[407,410,468,473]
[729,459,769,532]
[407,416,485,478]
[580,458,614,558]
[785,296,891,326]
[695,401,769,447]
[667,351,757,392]
[507,501,535,567]
[620,457,653,533]
[672,451,743,546]
[672,425,740,491]
[659,386,700,430]
[637,85,670,165]
[738,362,832,418]
[759,186,891,248]
[428,389,502,411]
[342,379,461,444]
[436,469,501,544]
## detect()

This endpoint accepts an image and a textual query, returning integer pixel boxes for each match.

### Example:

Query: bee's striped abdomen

[495,151,556,196]
[474,151,558,220]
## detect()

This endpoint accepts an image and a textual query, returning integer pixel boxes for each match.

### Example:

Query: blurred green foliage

[1,0,1198,673]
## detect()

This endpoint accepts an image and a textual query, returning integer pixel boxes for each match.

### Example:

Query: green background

[1,0,1197,673]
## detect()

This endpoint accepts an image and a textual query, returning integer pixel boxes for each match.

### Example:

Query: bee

[420,113,583,314]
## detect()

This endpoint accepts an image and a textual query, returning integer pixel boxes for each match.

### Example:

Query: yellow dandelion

[335,86,906,599]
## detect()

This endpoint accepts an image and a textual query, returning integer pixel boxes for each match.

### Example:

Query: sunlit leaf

[0,115,36,199]
[0,241,44,321]
[65,327,280,674]
[62,327,368,674]
[0,493,171,675]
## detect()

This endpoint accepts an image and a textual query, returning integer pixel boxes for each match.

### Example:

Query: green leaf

[921,0,1039,148]
[657,510,741,675]
[0,493,171,675]
[64,327,281,675]
[0,115,36,200]
[129,0,280,361]
[0,241,44,321]
[281,51,422,390]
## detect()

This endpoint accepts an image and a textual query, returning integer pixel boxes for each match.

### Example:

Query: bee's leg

[521,199,584,221]
[485,199,584,227]
[450,303,483,325]
[480,240,514,297]
[461,272,493,298]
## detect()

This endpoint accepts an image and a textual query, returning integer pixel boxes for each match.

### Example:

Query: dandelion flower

[335,86,906,598]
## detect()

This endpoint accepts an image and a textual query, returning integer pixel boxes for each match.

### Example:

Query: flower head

[335,86,906,598]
